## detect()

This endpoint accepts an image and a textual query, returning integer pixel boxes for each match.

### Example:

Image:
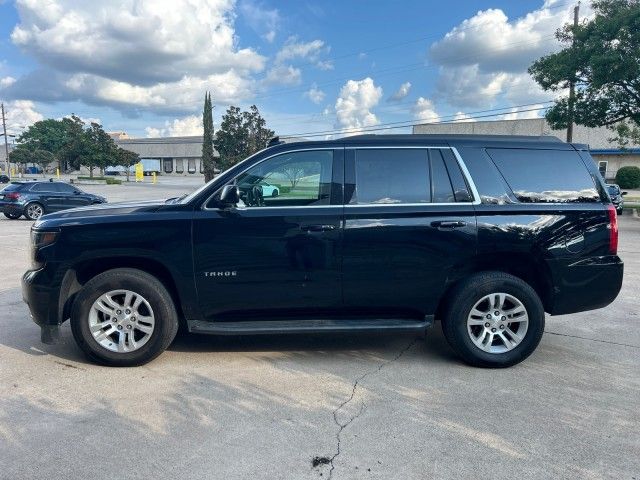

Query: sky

[0,0,590,139]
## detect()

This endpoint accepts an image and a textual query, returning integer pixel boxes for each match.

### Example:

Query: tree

[17,116,86,171]
[8,147,32,173]
[201,92,216,182]
[81,122,119,178]
[58,115,87,172]
[116,147,140,182]
[216,105,274,171]
[31,150,56,175]
[528,0,640,146]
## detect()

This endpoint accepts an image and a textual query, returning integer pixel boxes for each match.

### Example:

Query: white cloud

[145,115,203,138]
[305,84,325,104]
[388,81,411,102]
[429,1,593,109]
[264,64,301,86]
[4,100,43,134]
[275,37,326,63]
[1,76,16,88]
[334,77,382,133]
[60,114,101,125]
[412,97,440,122]
[240,0,280,43]
[5,0,266,113]
[453,111,474,122]
[315,60,334,71]
[501,104,545,120]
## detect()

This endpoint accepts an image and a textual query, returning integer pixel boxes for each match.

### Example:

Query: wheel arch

[436,251,554,320]
[60,256,187,328]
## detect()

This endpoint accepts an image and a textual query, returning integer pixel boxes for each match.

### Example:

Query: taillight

[607,204,618,255]
[5,192,20,200]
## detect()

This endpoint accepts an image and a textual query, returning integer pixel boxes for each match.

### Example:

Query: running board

[188,317,433,335]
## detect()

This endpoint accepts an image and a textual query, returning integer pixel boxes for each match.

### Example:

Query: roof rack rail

[267,136,284,148]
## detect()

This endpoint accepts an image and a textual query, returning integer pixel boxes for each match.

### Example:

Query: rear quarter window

[486,148,599,203]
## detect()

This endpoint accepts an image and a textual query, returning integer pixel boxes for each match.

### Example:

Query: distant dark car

[606,184,627,214]
[0,181,106,220]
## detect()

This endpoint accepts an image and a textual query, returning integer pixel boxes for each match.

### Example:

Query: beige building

[115,135,218,176]
[413,118,640,181]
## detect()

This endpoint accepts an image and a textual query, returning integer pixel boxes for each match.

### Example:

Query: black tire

[70,268,179,366]
[441,272,545,368]
[3,212,21,219]
[617,207,623,215]
[24,202,44,220]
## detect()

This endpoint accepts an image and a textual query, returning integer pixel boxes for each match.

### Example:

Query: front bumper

[547,255,624,315]
[22,268,62,343]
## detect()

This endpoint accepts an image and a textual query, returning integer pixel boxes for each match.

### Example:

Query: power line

[115,103,552,143]
[278,106,551,139]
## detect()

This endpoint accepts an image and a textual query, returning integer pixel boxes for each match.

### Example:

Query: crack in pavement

[325,337,419,479]
[545,330,640,349]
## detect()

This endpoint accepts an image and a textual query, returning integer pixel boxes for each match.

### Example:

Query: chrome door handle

[301,224,336,232]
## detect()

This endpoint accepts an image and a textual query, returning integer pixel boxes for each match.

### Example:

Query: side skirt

[188,316,434,336]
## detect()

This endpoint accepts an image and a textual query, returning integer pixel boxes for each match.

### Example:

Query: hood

[33,199,173,229]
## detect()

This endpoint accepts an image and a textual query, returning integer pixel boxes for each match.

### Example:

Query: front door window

[232,150,333,207]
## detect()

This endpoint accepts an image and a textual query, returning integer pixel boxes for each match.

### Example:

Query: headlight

[30,229,59,270]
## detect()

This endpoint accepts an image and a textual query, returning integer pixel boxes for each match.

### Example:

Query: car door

[342,145,478,317]
[192,148,344,321]
[59,183,91,208]
[30,183,66,212]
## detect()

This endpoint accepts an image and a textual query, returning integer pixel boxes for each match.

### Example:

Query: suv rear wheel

[24,202,44,220]
[441,272,545,368]
[70,268,179,366]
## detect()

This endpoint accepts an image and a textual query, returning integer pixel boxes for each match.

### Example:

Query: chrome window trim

[202,147,337,211]
[202,145,481,211]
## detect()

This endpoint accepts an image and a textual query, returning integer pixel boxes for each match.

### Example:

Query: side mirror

[219,185,240,206]
[74,190,81,195]
[621,191,628,196]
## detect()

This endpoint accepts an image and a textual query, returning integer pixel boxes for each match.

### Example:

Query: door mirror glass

[220,185,240,205]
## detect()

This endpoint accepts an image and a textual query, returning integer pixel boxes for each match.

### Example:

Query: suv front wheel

[441,272,545,368]
[71,268,179,366]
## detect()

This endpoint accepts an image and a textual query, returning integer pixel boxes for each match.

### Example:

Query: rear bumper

[547,255,623,315]
[0,201,24,215]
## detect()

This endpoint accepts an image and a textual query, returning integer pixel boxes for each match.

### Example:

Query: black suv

[0,181,106,220]
[22,135,623,367]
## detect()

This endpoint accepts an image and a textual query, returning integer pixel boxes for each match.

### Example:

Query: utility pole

[567,3,580,143]
[1,103,10,178]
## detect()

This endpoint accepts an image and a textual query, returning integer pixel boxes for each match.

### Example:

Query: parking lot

[0,181,639,480]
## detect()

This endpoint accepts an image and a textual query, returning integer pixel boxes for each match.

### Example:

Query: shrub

[105,177,122,185]
[615,166,640,189]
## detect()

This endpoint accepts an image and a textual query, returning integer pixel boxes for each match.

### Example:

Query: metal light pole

[1,103,10,178]
[567,3,580,143]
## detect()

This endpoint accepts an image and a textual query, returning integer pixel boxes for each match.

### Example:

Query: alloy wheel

[466,292,529,354]
[88,289,155,353]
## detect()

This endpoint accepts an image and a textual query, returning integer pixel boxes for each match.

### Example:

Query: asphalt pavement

[0,182,638,480]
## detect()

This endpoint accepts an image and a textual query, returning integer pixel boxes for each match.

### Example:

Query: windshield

[607,185,620,195]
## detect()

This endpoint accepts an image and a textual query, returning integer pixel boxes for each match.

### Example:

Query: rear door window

[486,148,599,203]
[352,149,430,204]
